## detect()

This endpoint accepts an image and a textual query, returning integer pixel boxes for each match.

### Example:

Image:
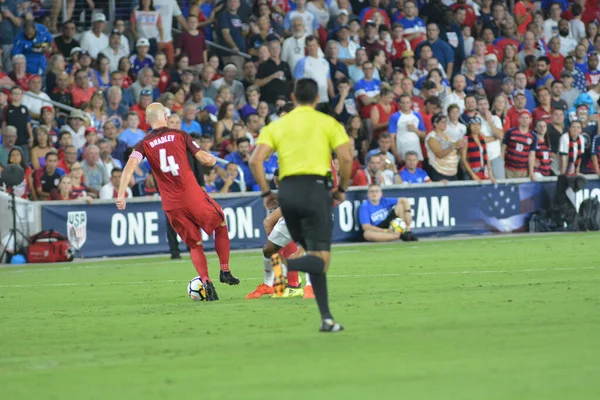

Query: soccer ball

[188,276,206,301]
[390,218,407,234]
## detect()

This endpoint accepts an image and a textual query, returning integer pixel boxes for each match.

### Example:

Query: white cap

[92,13,106,23]
[136,38,150,47]
[484,53,498,63]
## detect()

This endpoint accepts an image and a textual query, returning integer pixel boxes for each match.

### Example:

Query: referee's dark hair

[294,78,319,105]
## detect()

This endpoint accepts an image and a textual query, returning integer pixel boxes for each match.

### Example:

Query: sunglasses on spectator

[141,89,153,96]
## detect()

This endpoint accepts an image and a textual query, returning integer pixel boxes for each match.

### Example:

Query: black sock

[287,255,325,274]
[309,273,333,320]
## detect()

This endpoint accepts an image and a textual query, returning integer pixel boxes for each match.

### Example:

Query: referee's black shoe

[204,281,219,301]
[320,319,344,333]
[220,270,240,285]
[400,231,419,242]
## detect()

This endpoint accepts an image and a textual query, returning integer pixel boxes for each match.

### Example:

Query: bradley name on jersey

[149,134,176,148]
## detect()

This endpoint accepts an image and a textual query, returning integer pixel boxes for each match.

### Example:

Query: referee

[249,78,353,332]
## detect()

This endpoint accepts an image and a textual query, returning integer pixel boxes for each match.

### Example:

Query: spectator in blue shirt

[358,183,418,242]
[181,103,202,134]
[217,0,246,73]
[12,20,53,75]
[223,137,255,190]
[119,112,146,147]
[399,151,431,183]
[415,22,455,78]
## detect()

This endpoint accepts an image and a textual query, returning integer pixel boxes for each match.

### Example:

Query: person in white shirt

[293,35,334,103]
[79,13,109,59]
[153,0,188,66]
[446,104,467,142]
[558,19,577,55]
[21,75,52,120]
[283,0,319,36]
[99,30,130,72]
[388,94,426,161]
[542,3,562,42]
[477,96,505,179]
[281,16,324,73]
[570,4,586,43]
[99,167,133,200]
[443,74,467,114]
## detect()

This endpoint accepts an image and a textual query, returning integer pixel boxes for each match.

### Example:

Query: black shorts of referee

[278,175,333,251]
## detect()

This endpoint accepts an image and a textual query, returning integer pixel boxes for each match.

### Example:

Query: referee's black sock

[309,272,333,320]
[286,255,325,274]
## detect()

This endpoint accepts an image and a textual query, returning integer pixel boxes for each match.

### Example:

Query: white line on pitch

[0,266,596,288]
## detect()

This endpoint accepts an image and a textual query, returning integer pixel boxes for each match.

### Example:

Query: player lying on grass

[116,103,240,301]
[246,200,315,299]
[359,184,418,242]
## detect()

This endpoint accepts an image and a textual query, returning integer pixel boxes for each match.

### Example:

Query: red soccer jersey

[450,4,477,29]
[548,53,565,80]
[131,103,150,132]
[532,106,552,124]
[131,127,204,210]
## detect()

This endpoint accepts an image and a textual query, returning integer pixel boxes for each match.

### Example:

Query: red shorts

[165,195,225,248]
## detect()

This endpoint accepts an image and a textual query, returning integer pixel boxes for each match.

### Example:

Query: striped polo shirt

[503,128,538,171]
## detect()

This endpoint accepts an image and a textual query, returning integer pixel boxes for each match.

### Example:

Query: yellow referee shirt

[256,106,349,180]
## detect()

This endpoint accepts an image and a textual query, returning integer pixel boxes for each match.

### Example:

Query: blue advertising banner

[41,180,600,258]
[41,195,267,258]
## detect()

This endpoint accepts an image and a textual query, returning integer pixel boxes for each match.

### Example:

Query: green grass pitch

[1,233,599,400]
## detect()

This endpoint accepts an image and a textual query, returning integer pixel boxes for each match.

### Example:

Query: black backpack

[529,209,555,233]
[578,198,600,231]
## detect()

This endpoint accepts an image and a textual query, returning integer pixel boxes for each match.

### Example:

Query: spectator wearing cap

[52,20,80,62]
[180,103,202,134]
[130,38,155,78]
[176,14,207,72]
[362,19,386,60]
[72,69,98,108]
[560,71,580,109]
[283,0,319,37]
[398,1,426,50]
[336,23,360,65]
[79,13,109,59]
[502,110,538,179]
[255,38,292,105]
[217,0,246,76]
[479,53,504,105]
[547,37,565,80]
[198,105,218,137]
[330,77,357,124]
[100,30,130,73]
[130,89,153,132]
[460,117,495,183]
[11,20,53,76]
[415,23,454,78]
[131,0,164,57]
[327,9,350,40]
[21,75,51,120]
[426,113,464,181]
[131,67,154,103]
[354,60,381,119]
[212,64,247,109]
[60,110,86,150]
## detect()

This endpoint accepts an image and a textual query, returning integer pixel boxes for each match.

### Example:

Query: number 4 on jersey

[159,148,180,176]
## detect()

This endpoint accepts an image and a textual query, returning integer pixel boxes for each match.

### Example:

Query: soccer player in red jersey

[116,103,239,301]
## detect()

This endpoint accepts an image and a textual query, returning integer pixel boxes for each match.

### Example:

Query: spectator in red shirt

[49,175,78,201]
[57,145,78,174]
[507,93,529,128]
[547,37,565,80]
[533,86,553,124]
[9,54,33,91]
[450,0,477,29]
[130,90,153,131]
[514,0,535,35]
[153,52,171,94]
[72,69,97,108]
[177,14,207,71]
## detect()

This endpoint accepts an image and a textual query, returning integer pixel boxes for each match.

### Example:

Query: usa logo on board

[67,211,87,250]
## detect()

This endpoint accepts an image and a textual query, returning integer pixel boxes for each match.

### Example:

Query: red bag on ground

[27,230,74,263]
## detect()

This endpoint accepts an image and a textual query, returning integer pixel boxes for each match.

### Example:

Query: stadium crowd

[1,0,600,202]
